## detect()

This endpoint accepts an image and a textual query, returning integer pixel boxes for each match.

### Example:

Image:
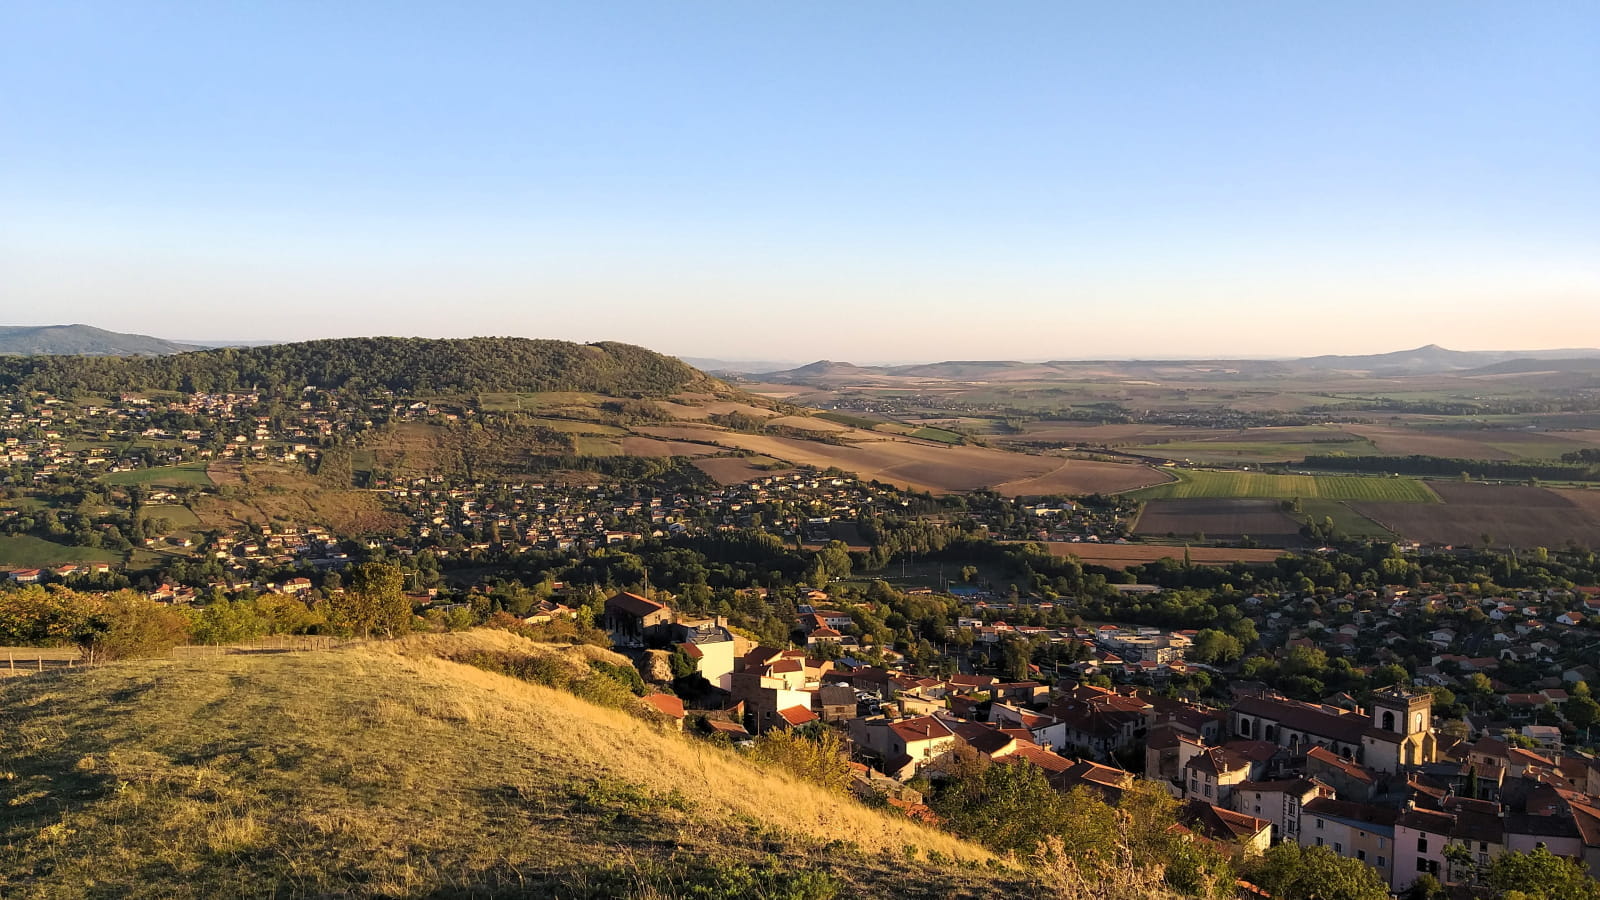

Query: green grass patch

[100,462,213,488]
[1128,468,1438,503]
[572,436,625,457]
[1295,499,1398,540]
[0,535,123,567]
[140,504,203,530]
[910,427,964,444]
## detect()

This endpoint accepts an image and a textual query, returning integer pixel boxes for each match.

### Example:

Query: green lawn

[1128,468,1439,502]
[0,535,123,568]
[99,462,214,488]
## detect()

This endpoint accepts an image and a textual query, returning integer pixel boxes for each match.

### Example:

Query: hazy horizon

[4,2,1596,360]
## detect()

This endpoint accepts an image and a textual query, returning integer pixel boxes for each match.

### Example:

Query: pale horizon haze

[3,2,1597,361]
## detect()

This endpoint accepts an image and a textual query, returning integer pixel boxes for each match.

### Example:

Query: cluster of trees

[0,337,706,398]
[0,562,420,656]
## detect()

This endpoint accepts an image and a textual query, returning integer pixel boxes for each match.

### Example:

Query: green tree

[335,562,412,638]
[1250,842,1390,900]
[1487,846,1600,900]
[1191,628,1244,665]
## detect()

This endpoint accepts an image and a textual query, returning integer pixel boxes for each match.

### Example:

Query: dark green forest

[0,337,709,397]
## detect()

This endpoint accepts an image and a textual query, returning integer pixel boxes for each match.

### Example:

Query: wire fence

[1,635,360,675]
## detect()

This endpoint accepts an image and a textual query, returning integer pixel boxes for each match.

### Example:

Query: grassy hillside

[0,631,1049,899]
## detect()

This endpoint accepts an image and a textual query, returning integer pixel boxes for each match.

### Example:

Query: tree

[334,562,412,638]
[1250,842,1390,900]
[76,592,193,661]
[1487,846,1600,900]
[1191,629,1244,665]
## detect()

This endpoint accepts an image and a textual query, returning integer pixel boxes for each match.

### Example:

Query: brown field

[991,458,1170,496]
[693,456,793,484]
[1355,482,1600,548]
[617,436,717,458]
[1027,542,1289,569]
[1006,423,1226,445]
[193,462,408,535]
[658,429,1159,494]
[1342,425,1600,461]
[654,399,779,420]
[1134,499,1305,544]
[767,415,849,432]
[635,424,732,442]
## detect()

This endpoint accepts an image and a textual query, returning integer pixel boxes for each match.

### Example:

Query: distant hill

[0,336,715,397]
[0,631,1042,899]
[0,324,201,356]
[757,345,1600,384]
[679,356,804,375]
[1294,344,1600,375]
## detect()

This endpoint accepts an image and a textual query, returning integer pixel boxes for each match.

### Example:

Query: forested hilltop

[0,337,710,396]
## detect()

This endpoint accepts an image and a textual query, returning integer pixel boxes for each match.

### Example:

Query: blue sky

[3,1,1596,361]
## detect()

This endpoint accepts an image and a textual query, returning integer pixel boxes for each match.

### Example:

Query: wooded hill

[0,337,712,397]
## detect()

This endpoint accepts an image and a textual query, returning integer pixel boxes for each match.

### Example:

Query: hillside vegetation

[0,337,709,397]
[0,631,1075,899]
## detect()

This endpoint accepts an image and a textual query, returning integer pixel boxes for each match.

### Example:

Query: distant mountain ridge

[0,325,203,356]
[754,345,1600,384]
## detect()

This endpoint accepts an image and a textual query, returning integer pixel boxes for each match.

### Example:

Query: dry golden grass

[0,630,1031,899]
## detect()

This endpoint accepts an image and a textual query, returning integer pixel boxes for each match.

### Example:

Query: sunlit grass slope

[0,631,1032,899]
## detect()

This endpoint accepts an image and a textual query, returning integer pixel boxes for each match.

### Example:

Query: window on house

[1316,837,1324,847]
[1378,856,1387,868]
[1334,842,1343,854]
[1417,837,1428,852]
[1357,850,1367,861]
[1204,785,1212,798]
[1317,819,1324,830]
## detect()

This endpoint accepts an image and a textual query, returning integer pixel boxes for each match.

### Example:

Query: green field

[0,535,123,568]
[1295,499,1398,540]
[1128,468,1439,503]
[572,435,624,456]
[910,426,964,444]
[816,411,884,430]
[140,504,203,530]
[100,461,214,488]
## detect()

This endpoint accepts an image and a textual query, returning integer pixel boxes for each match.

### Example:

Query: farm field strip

[1127,469,1438,503]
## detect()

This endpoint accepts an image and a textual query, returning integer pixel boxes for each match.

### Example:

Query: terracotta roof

[606,591,667,617]
[777,706,818,727]
[1307,746,1375,784]
[890,716,954,743]
[641,693,685,719]
[1004,745,1075,774]
[1182,800,1269,841]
